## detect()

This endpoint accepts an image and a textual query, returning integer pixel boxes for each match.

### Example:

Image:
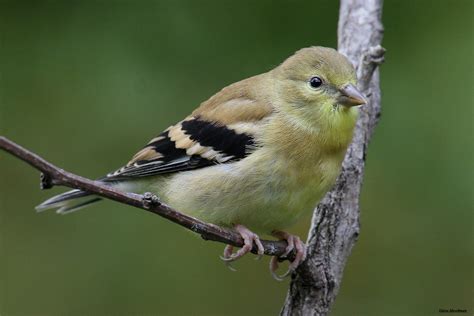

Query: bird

[36,46,366,280]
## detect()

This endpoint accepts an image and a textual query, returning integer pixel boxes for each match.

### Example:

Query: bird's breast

[267,147,345,213]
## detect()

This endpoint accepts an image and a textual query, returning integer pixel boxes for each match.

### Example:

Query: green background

[1,1,472,315]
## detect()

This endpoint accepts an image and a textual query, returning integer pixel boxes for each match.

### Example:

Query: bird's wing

[104,77,274,181]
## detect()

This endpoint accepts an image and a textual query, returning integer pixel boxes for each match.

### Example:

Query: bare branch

[280,0,384,315]
[0,136,291,258]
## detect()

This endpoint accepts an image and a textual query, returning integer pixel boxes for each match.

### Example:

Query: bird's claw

[269,231,306,281]
[220,224,264,271]
[219,227,305,280]
[220,245,238,271]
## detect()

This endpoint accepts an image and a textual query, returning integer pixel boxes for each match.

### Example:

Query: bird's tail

[35,189,102,214]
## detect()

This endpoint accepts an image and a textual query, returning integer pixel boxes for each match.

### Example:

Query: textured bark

[280,1,384,315]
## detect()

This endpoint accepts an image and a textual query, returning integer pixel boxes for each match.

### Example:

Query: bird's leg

[269,230,307,281]
[220,224,265,270]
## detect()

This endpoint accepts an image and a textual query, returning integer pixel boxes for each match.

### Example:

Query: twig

[280,0,385,315]
[0,136,291,258]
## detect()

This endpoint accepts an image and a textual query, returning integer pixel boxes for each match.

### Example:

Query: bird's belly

[152,153,342,234]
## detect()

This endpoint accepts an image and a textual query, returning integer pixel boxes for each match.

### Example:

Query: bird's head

[271,46,365,136]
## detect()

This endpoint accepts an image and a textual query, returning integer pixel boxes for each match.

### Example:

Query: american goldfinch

[36,46,366,279]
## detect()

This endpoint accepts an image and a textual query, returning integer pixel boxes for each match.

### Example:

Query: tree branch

[0,136,291,258]
[280,0,384,315]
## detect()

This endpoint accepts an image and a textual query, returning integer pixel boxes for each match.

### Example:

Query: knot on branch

[142,192,161,209]
[40,173,54,190]
[364,45,386,65]
[357,45,386,91]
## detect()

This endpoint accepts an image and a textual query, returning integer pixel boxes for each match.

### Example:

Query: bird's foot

[269,231,306,281]
[220,224,264,271]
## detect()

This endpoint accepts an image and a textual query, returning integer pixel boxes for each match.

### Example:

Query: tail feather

[56,197,102,214]
[36,189,102,214]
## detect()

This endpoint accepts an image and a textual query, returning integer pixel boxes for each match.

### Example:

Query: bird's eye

[309,76,323,89]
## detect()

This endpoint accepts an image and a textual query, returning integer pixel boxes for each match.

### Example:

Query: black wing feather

[104,118,255,181]
[181,118,254,159]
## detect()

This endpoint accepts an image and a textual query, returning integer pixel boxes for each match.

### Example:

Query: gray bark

[280,1,384,315]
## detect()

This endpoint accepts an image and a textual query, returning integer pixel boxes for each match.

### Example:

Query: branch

[0,136,291,258]
[281,0,385,315]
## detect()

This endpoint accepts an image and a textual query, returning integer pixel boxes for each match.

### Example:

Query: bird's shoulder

[105,75,275,180]
[192,74,273,124]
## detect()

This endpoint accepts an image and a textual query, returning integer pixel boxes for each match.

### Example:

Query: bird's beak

[338,84,367,107]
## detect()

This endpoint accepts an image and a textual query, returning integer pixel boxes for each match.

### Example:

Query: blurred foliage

[0,1,472,315]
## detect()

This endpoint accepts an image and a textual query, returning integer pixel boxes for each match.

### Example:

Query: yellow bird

[36,47,366,279]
